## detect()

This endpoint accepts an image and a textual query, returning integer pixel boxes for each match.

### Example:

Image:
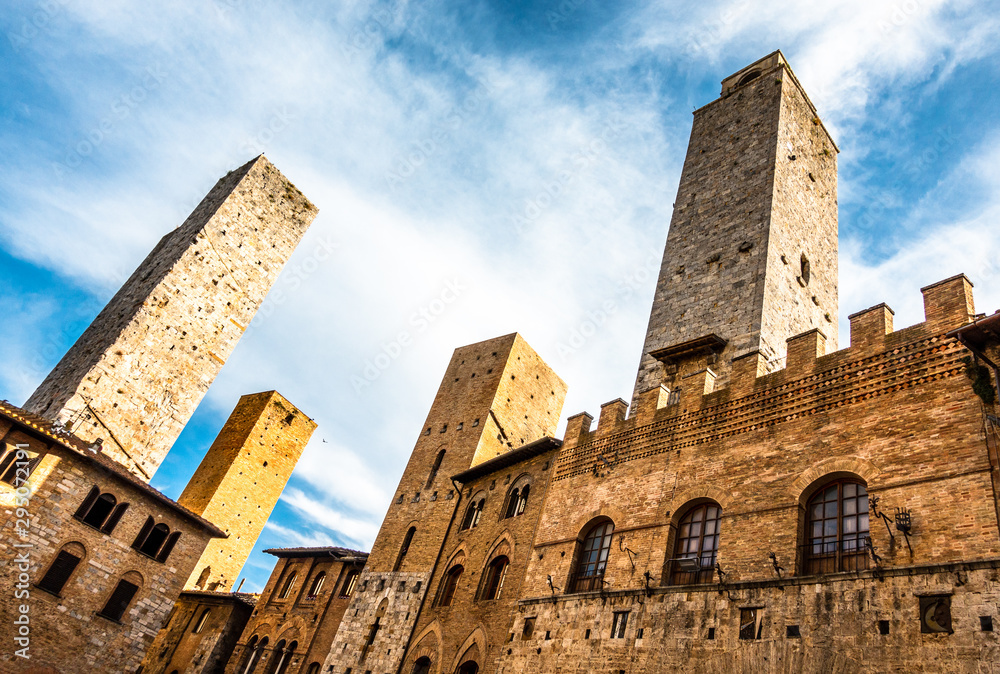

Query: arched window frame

[569,519,614,593]
[668,501,722,585]
[411,656,432,674]
[278,570,297,600]
[393,527,416,572]
[425,449,446,489]
[193,608,211,634]
[36,541,86,596]
[306,571,325,600]
[460,493,486,531]
[339,569,360,598]
[802,477,870,575]
[131,517,181,562]
[74,487,130,534]
[98,570,142,623]
[479,555,509,601]
[502,477,532,519]
[436,563,464,607]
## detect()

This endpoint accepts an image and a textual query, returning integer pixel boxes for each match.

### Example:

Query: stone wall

[139,590,255,674]
[323,333,566,673]
[632,51,838,401]
[179,391,316,592]
[0,409,221,672]
[23,156,318,481]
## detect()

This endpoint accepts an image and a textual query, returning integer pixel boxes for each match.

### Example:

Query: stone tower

[324,332,567,674]
[632,51,838,403]
[24,156,318,480]
[179,390,316,592]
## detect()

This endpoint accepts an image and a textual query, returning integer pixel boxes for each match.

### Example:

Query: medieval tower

[324,333,567,673]
[23,155,318,480]
[632,52,838,401]
[179,390,317,593]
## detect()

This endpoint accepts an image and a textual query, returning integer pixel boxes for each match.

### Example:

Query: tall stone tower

[325,333,567,674]
[179,390,316,592]
[632,51,838,403]
[24,156,318,480]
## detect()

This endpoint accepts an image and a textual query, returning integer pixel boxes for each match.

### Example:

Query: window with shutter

[101,502,129,534]
[37,550,82,595]
[156,532,181,562]
[99,579,139,622]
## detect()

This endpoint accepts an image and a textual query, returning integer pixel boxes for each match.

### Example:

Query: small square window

[522,617,536,640]
[472,419,480,427]
[919,595,953,634]
[584,629,591,639]
[707,627,715,640]
[981,616,994,632]
[878,620,890,635]
[636,628,644,639]
[611,611,628,639]
[786,625,800,638]
[545,630,551,640]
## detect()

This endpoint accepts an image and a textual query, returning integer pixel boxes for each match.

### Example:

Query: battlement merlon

[567,274,988,445]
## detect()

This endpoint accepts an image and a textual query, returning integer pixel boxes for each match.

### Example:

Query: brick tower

[179,390,316,592]
[324,333,567,674]
[632,51,838,403]
[24,156,318,480]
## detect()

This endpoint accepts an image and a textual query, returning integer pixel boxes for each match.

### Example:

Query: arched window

[37,542,85,595]
[307,572,325,599]
[504,488,520,519]
[239,636,264,674]
[516,484,530,515]
[438,564,464,606]
[804,479,869,574]
[132,518,181,562]
[269,639,296,674]
[426,449,446,489]
[737,69,761,87]
[339,570,359,598]
[0,444,42,484]
[193,608,211,634]
[412,656,432,674]
[460,496,485,530]
[669,503,722,585]
[480,556,509,601]
[570,520,614,592]
[278,571,297,599]
[394,527,416,572]
[306,664,321,674]
[75,487,129,534]
[98,571,142,622]
[458,662,479,674]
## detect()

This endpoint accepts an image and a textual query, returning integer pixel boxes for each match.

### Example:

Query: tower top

[631,51,840,404]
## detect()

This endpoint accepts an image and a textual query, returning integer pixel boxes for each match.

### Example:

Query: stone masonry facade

[23,155,318,481]
[180,391,317,593]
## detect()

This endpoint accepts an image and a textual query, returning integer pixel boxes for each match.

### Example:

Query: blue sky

[2,0,999,592]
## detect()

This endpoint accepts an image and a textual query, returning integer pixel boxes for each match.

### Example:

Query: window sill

[95,612,124,625]
[32,584,63,599]
[131,549,165,564]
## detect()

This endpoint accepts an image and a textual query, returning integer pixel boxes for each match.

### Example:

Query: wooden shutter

[132,516,154,550]
[74,486,100,520]
[156,532,181,562]
[37,551,81,595]
[100,580,139,621]
[101,502,129,534]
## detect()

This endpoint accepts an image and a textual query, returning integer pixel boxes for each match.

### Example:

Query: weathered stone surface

[24,156,318,481]
[180,391,316,593]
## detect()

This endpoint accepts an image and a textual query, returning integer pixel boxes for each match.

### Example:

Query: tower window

[438,564,464,606]
[393,527,416,572]
[279,570,298,599]
[800,254,811,285]
[611,611,629,638]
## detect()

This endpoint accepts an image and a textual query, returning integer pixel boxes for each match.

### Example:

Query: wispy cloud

[2,0,998,591]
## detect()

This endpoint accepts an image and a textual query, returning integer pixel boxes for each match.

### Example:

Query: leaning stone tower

[24,156,318,480]
[632,51,839,403]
